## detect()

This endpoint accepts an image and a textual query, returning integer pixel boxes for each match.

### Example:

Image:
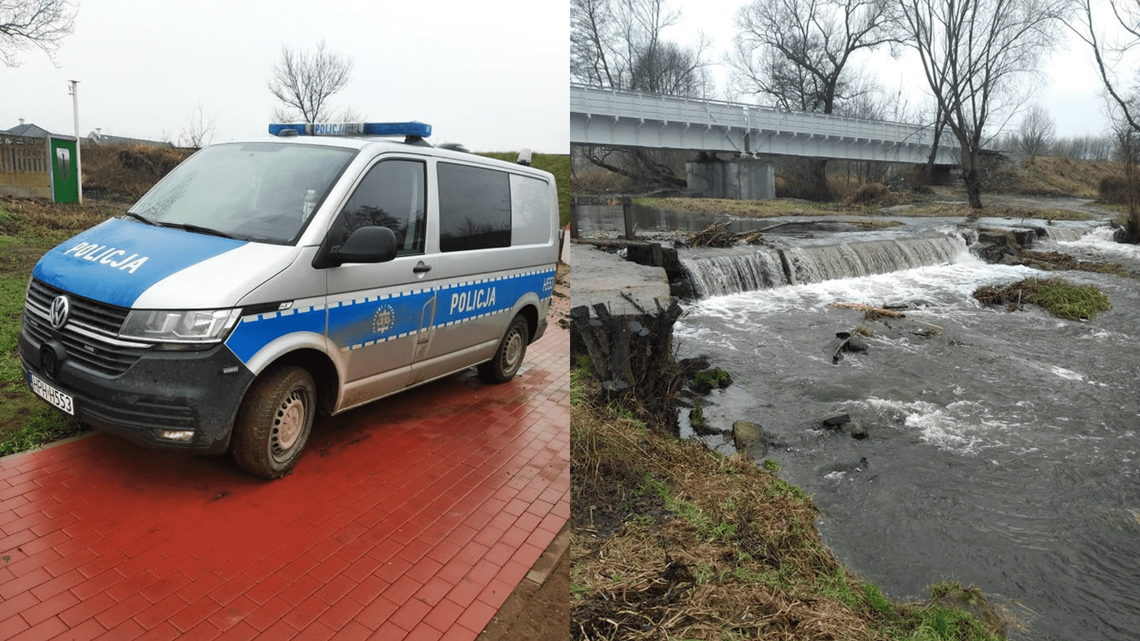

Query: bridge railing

[570,84,960,156]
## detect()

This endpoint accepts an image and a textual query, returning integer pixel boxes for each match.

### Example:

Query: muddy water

[673,234,1140,640]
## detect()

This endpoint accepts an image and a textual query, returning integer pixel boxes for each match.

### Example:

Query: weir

[1041,226,1087,242]
[680,233,968,298]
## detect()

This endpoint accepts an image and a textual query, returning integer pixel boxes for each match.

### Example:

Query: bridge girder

[570,85,961,166]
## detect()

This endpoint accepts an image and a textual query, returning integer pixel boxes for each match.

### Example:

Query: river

[582,204,1140,640]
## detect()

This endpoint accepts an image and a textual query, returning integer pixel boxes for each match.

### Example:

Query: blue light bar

[269,121,432,138]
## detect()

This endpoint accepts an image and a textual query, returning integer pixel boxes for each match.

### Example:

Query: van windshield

[128,142,357,245]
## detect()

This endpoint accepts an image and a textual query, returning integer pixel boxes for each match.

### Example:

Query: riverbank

[569,390,1012,640]
[566,241,1013,639]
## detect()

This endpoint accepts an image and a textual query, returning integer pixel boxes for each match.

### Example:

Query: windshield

[128,142,357,244]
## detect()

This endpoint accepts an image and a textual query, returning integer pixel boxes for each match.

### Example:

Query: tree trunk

[1124,210,1140,244]
[964,168,984,209]
[569,299,685,435]
[924,115,946,189]
[810,158,832,201]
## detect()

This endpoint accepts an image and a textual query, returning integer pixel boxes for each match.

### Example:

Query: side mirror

[321,226,398,267]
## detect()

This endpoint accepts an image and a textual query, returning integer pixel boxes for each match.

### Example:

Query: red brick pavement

[0,321,569,641]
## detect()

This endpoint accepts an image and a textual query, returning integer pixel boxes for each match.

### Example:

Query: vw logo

[50,296,71,330]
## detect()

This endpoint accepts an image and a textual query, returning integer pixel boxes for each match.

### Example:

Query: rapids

[673,227,1140,640]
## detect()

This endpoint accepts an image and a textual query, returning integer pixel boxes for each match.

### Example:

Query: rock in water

[732,420,768,460]
[822,414,852,429]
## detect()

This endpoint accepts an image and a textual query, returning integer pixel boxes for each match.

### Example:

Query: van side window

[334,159,426,255]
[438,163,511,252]
[509,174,552,246]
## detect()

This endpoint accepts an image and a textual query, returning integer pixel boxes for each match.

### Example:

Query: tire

[478,315,530,384]
[230,366,316,479]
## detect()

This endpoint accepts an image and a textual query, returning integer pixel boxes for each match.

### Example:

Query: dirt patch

[478,527,571,641]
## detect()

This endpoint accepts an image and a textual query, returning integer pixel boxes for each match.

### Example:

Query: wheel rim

[501,327,524,373]
[271,389,306,458]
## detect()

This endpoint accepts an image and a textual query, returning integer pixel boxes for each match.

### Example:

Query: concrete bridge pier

[686,155,775,200]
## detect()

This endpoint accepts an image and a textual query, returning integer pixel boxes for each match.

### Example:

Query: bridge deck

[570,85,960,165]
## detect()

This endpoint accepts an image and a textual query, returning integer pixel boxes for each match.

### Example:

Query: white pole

[69,80,83,204]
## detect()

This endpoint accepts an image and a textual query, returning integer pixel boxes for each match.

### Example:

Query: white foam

[682,253,1041,325]
[860,397,1011,454]
[1051,366,1085,381]
[1057,227,1140,258]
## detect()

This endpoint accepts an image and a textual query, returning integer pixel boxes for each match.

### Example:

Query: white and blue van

[19,122,559,478]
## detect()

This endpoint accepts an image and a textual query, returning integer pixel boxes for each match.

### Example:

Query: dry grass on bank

[570,393,1011,641]
[82,144,194,201]
[990,157,1123,199]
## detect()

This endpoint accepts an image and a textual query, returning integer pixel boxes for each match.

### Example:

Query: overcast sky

[660,0,1114,140]
[1,0,569,153]
[2,0,1117,153]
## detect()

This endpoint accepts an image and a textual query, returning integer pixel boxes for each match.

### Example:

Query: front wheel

[478,315,529,384]
[230,366,316,479]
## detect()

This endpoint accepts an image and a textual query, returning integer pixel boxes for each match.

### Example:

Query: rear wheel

[230,366,315,479]
[478,315,529,384]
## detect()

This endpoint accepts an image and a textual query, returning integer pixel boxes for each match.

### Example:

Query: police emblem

[371,305,395,335]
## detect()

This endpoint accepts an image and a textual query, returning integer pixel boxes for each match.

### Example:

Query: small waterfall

[681,233,966,298]
[683,249,787,298]
[1043,226,1089,242]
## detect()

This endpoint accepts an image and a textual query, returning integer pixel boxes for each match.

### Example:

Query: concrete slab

[566,242,672,315]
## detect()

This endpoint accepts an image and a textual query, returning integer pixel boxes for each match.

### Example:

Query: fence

[0,135,51,199]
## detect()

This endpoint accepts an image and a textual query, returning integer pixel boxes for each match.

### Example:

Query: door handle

[413,261,432,274]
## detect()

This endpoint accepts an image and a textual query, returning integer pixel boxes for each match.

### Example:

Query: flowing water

[672,227,1140,640]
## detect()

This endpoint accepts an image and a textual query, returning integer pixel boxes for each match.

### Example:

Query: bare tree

[268,40,353,124]
[571,0,617,87]
[729,0,901,199]
[1017,105,1056,160]
[900,0,1068,209]
[570,0,710,188]
[571,0,711,96]
[0,0,75,67]
[178,102,216,149]
[1071,0,1140,241]
[729,0,901,114]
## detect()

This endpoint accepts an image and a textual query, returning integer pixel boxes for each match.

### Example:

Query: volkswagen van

[19,122,558,478]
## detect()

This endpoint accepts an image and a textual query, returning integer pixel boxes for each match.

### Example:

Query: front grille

[25,278,150,376]
[26,279,129,334]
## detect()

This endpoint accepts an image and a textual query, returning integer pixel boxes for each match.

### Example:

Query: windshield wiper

[122,212,157,226]
[156,222,239,240]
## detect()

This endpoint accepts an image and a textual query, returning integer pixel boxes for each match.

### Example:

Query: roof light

[269,121,432,138]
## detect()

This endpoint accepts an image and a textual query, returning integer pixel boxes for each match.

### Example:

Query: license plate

[31,374,74,415]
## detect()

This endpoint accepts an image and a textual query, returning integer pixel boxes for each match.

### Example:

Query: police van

[19,122,559,478]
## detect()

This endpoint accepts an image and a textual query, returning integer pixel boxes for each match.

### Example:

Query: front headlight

[120,309,242,344]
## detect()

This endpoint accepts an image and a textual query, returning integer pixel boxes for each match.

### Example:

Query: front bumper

[19,313,254,455]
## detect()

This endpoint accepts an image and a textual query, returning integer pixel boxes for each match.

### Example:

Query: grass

[0,411,88,458]
[692,367,732,394]
[571,375,1011,640]
[636,196,842,218]
[0,198,118,454]
[974,277,1113,321]
[637,196,1095,221]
